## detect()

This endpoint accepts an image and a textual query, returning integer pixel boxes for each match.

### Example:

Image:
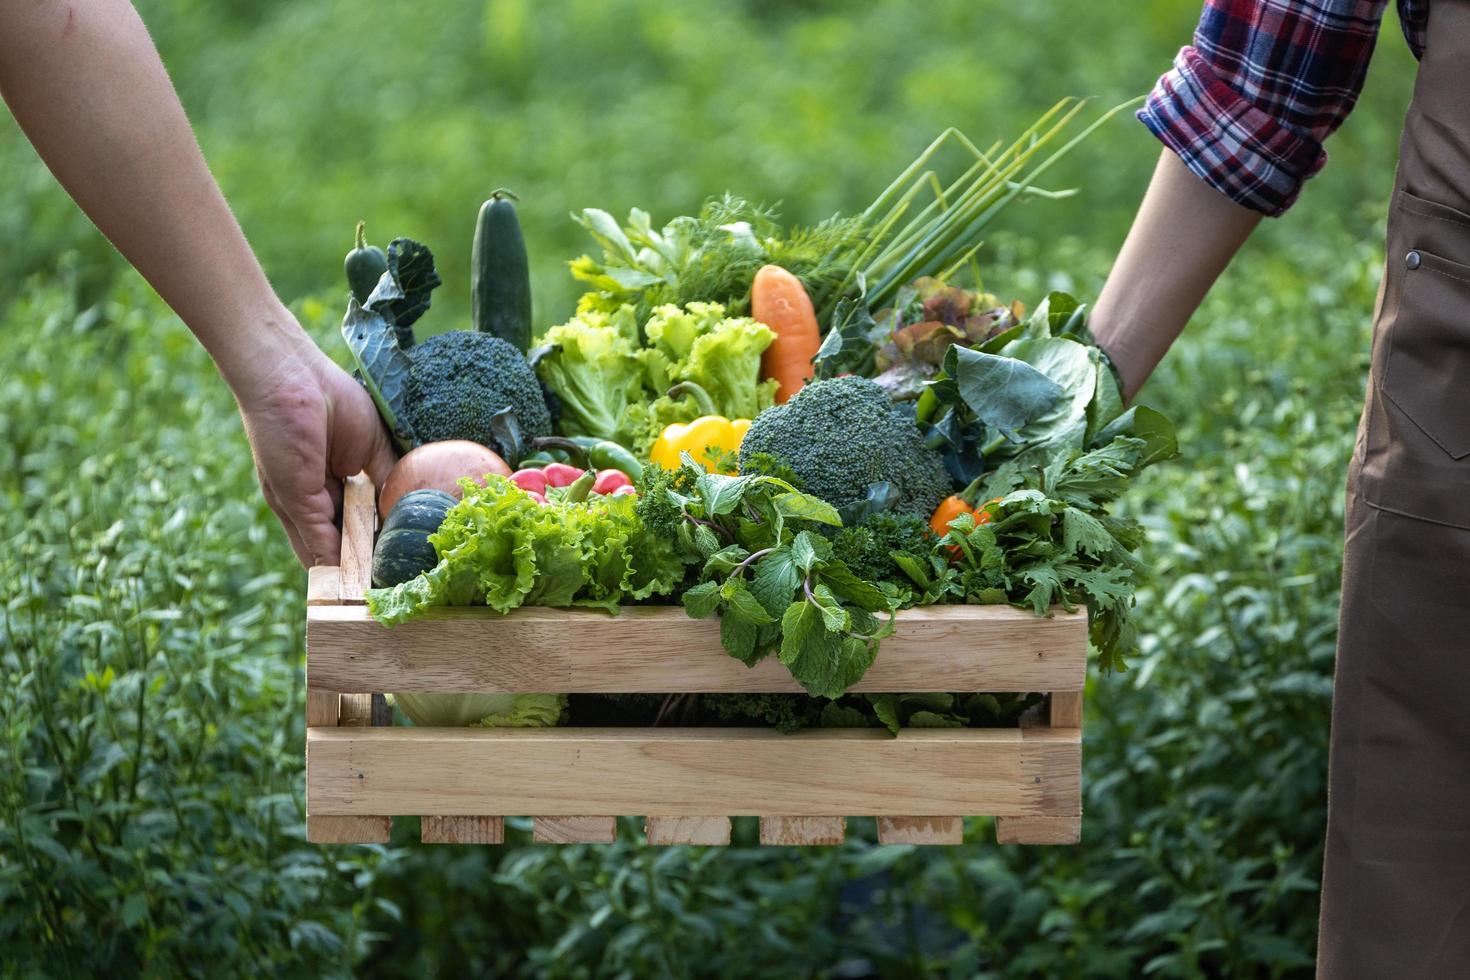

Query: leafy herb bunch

[639,455,901,697]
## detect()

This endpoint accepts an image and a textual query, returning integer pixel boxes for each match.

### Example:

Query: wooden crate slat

[307,565,342,606]
[876,817,964,845]
[533,817,617,843]
[306,815,392,845]
[338,472,376,604]
[306,690,340,728]
[645,817,731,846]
[994,815,1081,845]
[338,693,375,727]
[759,816,844,845]
[1050,691,1084,728]
[306,727,1080,818]
[307,604,1087,694]
[422,816,505,844]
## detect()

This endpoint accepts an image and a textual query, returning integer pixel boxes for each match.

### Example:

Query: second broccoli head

[737,376,953,519]
[403,330,552,458]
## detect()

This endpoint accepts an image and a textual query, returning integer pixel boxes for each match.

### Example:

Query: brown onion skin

[378,440,511,519]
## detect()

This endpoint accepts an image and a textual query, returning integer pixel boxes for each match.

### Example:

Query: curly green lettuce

[389,692,566,728]
[532,306,647,447]
[635,302,777,451]
[366,475,683,625]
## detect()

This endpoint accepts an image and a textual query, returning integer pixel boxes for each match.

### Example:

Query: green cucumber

[345,220,388,304]
[471,189,532,352]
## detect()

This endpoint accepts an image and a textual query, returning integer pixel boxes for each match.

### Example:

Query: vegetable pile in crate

[307,98,1174,845]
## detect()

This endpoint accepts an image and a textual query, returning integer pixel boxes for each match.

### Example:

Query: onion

[378,440,511,519]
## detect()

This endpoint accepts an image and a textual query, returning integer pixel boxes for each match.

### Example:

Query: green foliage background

[0,0,1414,976]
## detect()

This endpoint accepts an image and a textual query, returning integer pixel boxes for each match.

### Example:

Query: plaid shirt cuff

[1138,47,1328,217]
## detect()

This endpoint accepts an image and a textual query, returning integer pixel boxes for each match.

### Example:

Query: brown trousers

[1318,2,1470,975]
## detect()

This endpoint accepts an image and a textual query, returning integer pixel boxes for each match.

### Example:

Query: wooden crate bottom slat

[306,727,1079,819]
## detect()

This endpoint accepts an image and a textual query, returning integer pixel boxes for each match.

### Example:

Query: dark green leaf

[681,581,721,618]
[364,238,442,343]
[943,344,1064,436]
[341,299,415,453]
[773,491,842,527]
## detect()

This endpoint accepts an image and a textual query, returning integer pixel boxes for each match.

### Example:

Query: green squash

[372,489,456,587]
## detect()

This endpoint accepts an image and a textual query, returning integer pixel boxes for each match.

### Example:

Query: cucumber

[471,189,532,352]
[344,220,388,304]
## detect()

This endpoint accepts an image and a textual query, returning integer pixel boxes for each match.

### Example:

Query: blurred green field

[0,1,1417,976]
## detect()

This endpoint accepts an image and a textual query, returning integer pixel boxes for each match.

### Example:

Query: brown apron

[1319,1,1470,974]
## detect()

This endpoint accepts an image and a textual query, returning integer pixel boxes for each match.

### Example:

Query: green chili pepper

[533,436,643,480]
[563,469,597,503]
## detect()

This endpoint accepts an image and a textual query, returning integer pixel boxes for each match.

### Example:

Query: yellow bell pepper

[647,382,751,473]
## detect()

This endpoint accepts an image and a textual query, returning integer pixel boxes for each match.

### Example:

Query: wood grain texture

[307,565,341,606]
[306,727,1080,818]
[1049,691,1084,728]
[760,816,845,845]
[338,693,375,727]
[306,690,340,728]
[994,815,1081,845]
[307,604,1087,694]
[306,815,392,845]
[533,817,617,843]
[421,816,505,844]
[645,817,731,845]
[338,472,376,604]
[876,817,964,845]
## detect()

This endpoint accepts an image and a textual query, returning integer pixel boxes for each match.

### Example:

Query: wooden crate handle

[338,472,376,604]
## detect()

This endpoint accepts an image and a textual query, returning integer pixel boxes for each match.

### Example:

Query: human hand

[234,321,397,566]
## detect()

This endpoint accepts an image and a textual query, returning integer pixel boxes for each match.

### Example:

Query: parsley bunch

[655,455,901,697]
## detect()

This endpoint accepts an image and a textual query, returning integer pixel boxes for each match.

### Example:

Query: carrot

[752,264,821,404]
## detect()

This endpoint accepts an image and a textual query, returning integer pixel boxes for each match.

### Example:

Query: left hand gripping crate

[304,473,1086,847]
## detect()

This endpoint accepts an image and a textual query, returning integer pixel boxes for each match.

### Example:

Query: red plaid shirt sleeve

[1140,0,1394,216]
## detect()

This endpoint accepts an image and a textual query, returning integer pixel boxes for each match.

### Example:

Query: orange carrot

[752,264,821,404]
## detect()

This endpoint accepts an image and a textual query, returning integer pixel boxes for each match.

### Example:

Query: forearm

[0,0,307,399]
[1091,149,1263,399]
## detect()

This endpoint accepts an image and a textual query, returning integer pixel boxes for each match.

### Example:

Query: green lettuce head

[388,692,566,728]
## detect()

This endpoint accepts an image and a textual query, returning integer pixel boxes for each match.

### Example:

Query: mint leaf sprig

[664,454,900,697]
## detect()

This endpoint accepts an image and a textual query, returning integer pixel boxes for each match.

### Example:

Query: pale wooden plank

[876,817,964,845]
[422,816,505,844]
[534,817,617,844]
[338,693,375,727]
[338,472,376,604]
[306,815,392,845]
[306,690,340,728]
[645,817,731,846]
[307,565,342,606]
[760,816,845,845]
[996,694,1085,845]
[310,691,392,843]
[994,815,1081,845]
[306,727,1080,818]
[1049,691,1084,728]
[306,604,1088,694]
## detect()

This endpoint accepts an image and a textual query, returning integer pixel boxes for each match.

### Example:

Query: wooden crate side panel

[422,816,505,844]
[645,817,731,846]
[307,604,1087,694]
[338,472,376,604]
[533,817,617,844]
[306,727,1080,818]
[759,816,845,845]
[876,817,964,845]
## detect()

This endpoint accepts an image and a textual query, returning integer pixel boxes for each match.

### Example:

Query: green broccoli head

[737,376,953,518]
[404,330,552,458]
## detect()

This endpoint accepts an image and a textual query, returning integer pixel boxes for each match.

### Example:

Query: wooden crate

[304,473,1086,846]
